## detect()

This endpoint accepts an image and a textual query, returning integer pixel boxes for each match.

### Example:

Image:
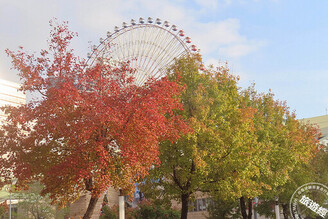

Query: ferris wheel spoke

[143,27,171,78]
[151,37,181,74]
[139,26,156,73]
[148,41,175,73]
[86,17,196,86]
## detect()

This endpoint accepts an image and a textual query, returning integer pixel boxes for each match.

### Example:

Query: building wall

[171,191,209,219]
[69,187,119,218]
[0,78,26,122]
[69,192,105,219]
[0,79,25,216]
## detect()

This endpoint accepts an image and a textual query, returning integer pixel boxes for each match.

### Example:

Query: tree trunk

[282,204,289,219]
[82,195,99,219]
[247,198,253,219]
[240,196,248,219]
[181,193,190,219]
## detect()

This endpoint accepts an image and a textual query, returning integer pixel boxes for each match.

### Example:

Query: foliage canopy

[0,21,189,217]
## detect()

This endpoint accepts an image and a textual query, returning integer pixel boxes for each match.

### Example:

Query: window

[188,198,210,212]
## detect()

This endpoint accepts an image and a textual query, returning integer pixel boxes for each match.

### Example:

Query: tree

[0,20,188,218]
[0,201,8,217]
[141,56,320,219]
[312,148,328,184]
[238,87,319,219]
[251,163,315,219]
[277,164,314,219]
[207,198,241,219]
[141,56,260,219]
[13,182,69,219]
[133,200,180,219]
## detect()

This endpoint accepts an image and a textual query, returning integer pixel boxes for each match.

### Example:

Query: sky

[1,0,328,119]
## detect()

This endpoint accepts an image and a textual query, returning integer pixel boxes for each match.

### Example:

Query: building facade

[0,79,26,122]
[0,79,26,217]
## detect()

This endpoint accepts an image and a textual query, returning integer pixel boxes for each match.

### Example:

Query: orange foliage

[0,20,189,208]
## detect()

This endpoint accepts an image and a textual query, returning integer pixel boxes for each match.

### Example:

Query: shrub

[100,200,180,219]
[133,200,180,219]
[100,205,117,219]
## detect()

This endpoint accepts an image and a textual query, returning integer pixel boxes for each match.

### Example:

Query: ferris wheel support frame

[86,17,197,86]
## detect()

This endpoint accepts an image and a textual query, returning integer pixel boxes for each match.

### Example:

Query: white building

[0,78,26,122]
[0,79,25,216]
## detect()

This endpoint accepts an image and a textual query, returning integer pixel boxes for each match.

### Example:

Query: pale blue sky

[1,0,327,118]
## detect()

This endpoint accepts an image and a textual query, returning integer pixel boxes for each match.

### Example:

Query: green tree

[100,205,117,219]
[312,148,328,184]
[254,163,315,219]
[133,200,180,219]
[207,198,241,219]
[141,56,260,219]
[13,182,69,219]
[0,201,8,217]
[142,56,320,219]
[238,87,319,219]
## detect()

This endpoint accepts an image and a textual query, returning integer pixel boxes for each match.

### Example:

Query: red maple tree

[0,21,189,218]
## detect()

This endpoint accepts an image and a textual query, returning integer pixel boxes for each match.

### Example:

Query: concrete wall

[69,187,120,218]
[107,187,120,207]
[69,193,104,219]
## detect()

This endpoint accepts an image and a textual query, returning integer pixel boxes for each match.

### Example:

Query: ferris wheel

[87,17,197,86]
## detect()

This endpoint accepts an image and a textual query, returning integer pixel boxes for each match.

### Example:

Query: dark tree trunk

[82,177,100,219]
[240,197,254,219]
[240,196,248,219]
[82,195,99,219]
[282,203,289,219]
[247,198,253,219]
[181,193,190,219]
